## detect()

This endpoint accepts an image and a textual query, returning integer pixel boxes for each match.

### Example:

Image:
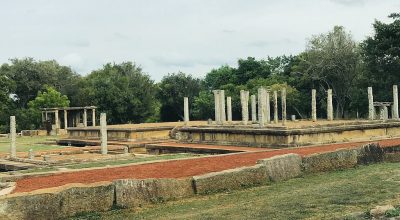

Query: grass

[0,136,62,152]
[19,153,200,174]
[69,162,400,220]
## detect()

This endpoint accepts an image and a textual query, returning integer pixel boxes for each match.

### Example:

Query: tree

[28,87,70,109]
[157,72,202,121]
[300,26,362,118]
[234,57,271,85]
[0,58,80,108]
[203,65,235,90]
[361,13,400,101]
[84,62,158,124]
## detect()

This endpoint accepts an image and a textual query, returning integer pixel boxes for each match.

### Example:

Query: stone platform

[176,120,400,147]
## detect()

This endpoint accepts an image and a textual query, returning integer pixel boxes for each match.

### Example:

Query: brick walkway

[13,138,400,193]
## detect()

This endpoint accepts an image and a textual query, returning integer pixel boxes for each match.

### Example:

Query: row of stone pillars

[367,85,399,120]
[8,114,109,158]
[310,89,334,122]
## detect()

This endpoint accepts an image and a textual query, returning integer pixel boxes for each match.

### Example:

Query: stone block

[257,153,302,182]
[356,143,384,164]
[383,153,400,162]
[193,164,268,194]
[302,148,358,173]
[0,182,114,220]
[113,178,194,208]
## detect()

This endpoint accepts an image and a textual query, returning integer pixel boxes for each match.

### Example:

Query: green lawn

[70,162,400,220]
[19,153,201,174]
[0,136,62,153]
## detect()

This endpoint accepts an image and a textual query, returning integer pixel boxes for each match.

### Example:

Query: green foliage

[84,62,158,124]
[361,13,400,101]
[28,87,70,109]
[157,72,202,121]
[192,91,214,120]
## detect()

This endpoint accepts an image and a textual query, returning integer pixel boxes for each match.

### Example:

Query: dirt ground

[13,138,400,193]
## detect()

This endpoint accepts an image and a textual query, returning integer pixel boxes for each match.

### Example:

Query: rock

[370,205,395,218]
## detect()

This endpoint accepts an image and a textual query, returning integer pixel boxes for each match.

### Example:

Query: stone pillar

[240,90,250,125]
[92,109,96,126]
[10,116,16,158]
[100,113,107,155]
[266,91,270,123]
[55,110,59,131]
[213,90,221,124]
[251,95,257,123]
[393,85,399,119]
[281,88,287,125]
[227,96,232,123]
[312,89,317,122]
[258,88,266,127]
[219,90,226,124]
[41,112,45,122]
[368,87,374,120]
[273,91,278,124]
[28,149,34,160]
[83,109,88,127]
[64,110,68,129]
[327,89,333,121]
[45,111,48,120]
[184,97,189,125]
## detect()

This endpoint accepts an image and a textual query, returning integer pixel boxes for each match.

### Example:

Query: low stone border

[0,143,398,219]
[193,164,268,194]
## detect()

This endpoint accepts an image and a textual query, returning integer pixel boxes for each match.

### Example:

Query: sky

[0,0,398,81]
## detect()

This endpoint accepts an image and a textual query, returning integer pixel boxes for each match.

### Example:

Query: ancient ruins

[0,86,400,219]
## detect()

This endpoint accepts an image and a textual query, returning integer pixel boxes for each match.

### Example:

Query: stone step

[0,159,37,171]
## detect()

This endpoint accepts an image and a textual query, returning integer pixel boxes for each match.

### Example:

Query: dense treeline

[0,13,399,132]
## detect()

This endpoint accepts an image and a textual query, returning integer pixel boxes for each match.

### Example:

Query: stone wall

[193,164,268,194]
[113,178,194,208]
[0,182,114,220]
[0,143,398,219]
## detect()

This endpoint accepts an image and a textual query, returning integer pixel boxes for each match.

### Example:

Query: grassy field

[19,153,201,174]
[70,162,400,220]
[0,136,62,153]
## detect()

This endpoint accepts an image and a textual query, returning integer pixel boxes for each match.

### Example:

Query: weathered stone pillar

[55,110,59,130]
[100,113,107,155]
[258,88,266,127]
[240,90,250,125]
[266,91,270,123]
[251,95,257,123]
[45,111,48,120]
[92,109,96,126]
[273,91,278,124]
[281,88,287,125]
[41,112,45,122]
[327,89,333,121]
[28,149,34,160]
[219,90,226,124]
[184,97,189,125]
[83,109,88,127]
[10,116,16,158]
[213,90,221,124]
[393,85,399,119]
[227,96,232,123]
[64,110,68,129]
[312,89,317,122]
[368,87,374,120]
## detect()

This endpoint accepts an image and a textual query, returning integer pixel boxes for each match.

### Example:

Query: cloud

[330,0,366,6]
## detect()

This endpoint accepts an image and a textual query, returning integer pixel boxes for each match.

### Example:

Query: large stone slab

[302,148,358,173]
[257,153,302,182]
[193,164,268,194]
[113,178,194,208]
[0,182,114,220]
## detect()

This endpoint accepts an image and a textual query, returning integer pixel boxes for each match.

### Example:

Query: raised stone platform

[176,120,400,147]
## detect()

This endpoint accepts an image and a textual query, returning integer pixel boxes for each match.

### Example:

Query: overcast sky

[0,0,398,81]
